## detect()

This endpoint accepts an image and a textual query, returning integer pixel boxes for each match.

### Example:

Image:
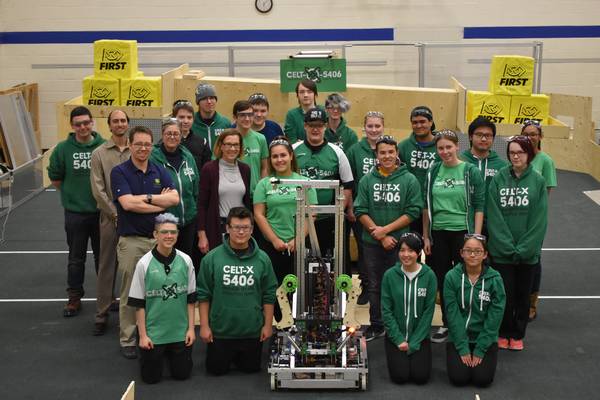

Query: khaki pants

[117,235,155,347]
[95,213,118,323]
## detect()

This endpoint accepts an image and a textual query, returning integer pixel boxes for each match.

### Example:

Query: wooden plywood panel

[161,63,189,116]
[451,77,467,133]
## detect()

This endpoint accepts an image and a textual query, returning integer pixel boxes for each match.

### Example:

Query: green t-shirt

[530,151,557,188]
[431,162,468,231]
[253,172,318,242]
[239,129,269,195]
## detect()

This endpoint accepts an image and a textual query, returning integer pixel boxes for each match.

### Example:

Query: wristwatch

[146,193,153,204]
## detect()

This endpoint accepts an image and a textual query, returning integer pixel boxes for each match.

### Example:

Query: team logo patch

[162,283,178,300]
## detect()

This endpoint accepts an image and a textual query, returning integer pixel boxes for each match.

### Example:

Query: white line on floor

[539,296,600,299]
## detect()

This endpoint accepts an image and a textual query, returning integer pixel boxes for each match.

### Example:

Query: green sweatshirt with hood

[325,117,358,153]
[354,163,423,245]
[346,137,377,184]
[460,149,509,193]
[284,105,327,143]
[444,263,506,358]
[397,133,439,187]
[47,132,105,213]
[197,236,278,339]
[486,165,548,265]
[150,144,199,227]
[191,111,231,150]
[381,262,437,354]
[424,161,485,240]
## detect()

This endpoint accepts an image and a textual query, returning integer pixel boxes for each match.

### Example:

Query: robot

[267,179,368,390]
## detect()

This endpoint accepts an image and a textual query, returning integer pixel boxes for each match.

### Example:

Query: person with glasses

[197,129,251,255]
[346,111,386,304]
[284,79,327,143]
[253,136,317,310]
[354,135,423,341]
[381,232,437,384]
[191,83,231,150]
[232,100,269,196]
[127,213,197,384]
[486,136,547,351]
[48,106,106,318]
[444,234,505,387]
[248,93,284,145]
[90,109,130,336]
[111,126,180,359]
[398,106,440,234]
[324,93,358,153]
[197,207,277,375]
[423,130,485,344]
[521,119,556,321]
[150,119,200,259]
[172,99,211,174]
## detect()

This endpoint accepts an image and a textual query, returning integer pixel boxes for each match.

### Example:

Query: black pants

[351,220,367,287]
[259,238,294,321]
[363,242,399,327]
[64,210,100,292]
[175,221,197,260]
[431,230,466,326]
[385,337,431,384]
[446,342,498,387]
[531,260,542,293]
[206,338,262,375]
[495,263,536,339]
[139,341,193,384]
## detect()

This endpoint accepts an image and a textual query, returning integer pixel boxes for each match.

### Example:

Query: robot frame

[267,178,368,390]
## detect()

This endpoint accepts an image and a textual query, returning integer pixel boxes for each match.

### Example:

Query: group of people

[47,78,555,386]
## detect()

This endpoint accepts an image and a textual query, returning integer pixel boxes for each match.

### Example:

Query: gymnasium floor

[1,169,599,400]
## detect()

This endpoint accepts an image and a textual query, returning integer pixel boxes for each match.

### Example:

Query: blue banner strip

[0,28,394,44]
[464,25,600,39]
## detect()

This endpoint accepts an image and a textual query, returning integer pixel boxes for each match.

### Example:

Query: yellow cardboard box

[509,94,549,125]
[93,39,139,79]
[488,55,534,96]
[120,77,162,107]
[466,91,511,124]
[82,76,120,106]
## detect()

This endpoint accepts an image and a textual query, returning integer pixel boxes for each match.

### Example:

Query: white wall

[1,0,599,148]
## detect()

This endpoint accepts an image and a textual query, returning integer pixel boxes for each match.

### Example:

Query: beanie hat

[195,83,217,103]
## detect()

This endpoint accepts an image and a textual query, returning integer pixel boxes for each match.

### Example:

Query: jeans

[64,210,100,293]
[363,242,399,327]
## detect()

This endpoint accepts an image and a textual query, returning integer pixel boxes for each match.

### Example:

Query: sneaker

[431,327,448,343]
[498,337,509,350]
[364,326,385,342]
[357,287,369,305]
[121,346,138,359]
[509,339,524,351]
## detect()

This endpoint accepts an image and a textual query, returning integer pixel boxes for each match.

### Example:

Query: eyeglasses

[461,248,485,256]
[132,142,153,149]
[229,225,252,232]
[376,135,397,146]
[164,132,181,138]
[237,112,255,119]
[473,132,494,140]
[158,229,178,235]
[465,233,487,242]
[222,142,240,149]
[509,150,527,157]
[366,111,384,119]
[72,120,92,127]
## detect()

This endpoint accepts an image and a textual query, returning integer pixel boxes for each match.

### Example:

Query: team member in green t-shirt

[324,93,358,153]
[354,135,423,340]
[232,100,269,196]
[521,119,557,321]
[346,111,386,304]
[128,213,197,384]
[197,207,277,375]
[191,83,231,150]
[254,136,317,288]
[284,79,326,143]
[423,130,485,344]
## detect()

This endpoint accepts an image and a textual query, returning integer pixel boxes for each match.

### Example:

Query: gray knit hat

[195,83,217,103]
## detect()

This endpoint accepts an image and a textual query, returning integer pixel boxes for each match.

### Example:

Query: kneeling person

[197,207,277,375]
[128,213,197,384]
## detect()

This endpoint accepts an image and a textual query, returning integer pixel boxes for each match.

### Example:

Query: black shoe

[431,327,449,343]
[357,287,369,305]
[93,322,107,336]
[109,300,119,312]
[364,326,385,342]
[121,346,138,360]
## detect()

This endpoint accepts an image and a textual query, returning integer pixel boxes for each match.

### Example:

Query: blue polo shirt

[257,120,284,145]
[111,159,175,237]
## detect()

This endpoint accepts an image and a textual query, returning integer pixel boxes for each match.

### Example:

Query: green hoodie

[283,105,326,143]
[191,111,231,150]
[397,133,439,187]
[381,263,437,354]
[197,236,278,339]
[444,263,506,358]
[354,164,423,245]
[149,144,199,227]
[424,161,485,239]
[325,117,358,153]
[47,132,105,213]
[346,137,377,184]
[460,149,509,194]
[486,165,548,265]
